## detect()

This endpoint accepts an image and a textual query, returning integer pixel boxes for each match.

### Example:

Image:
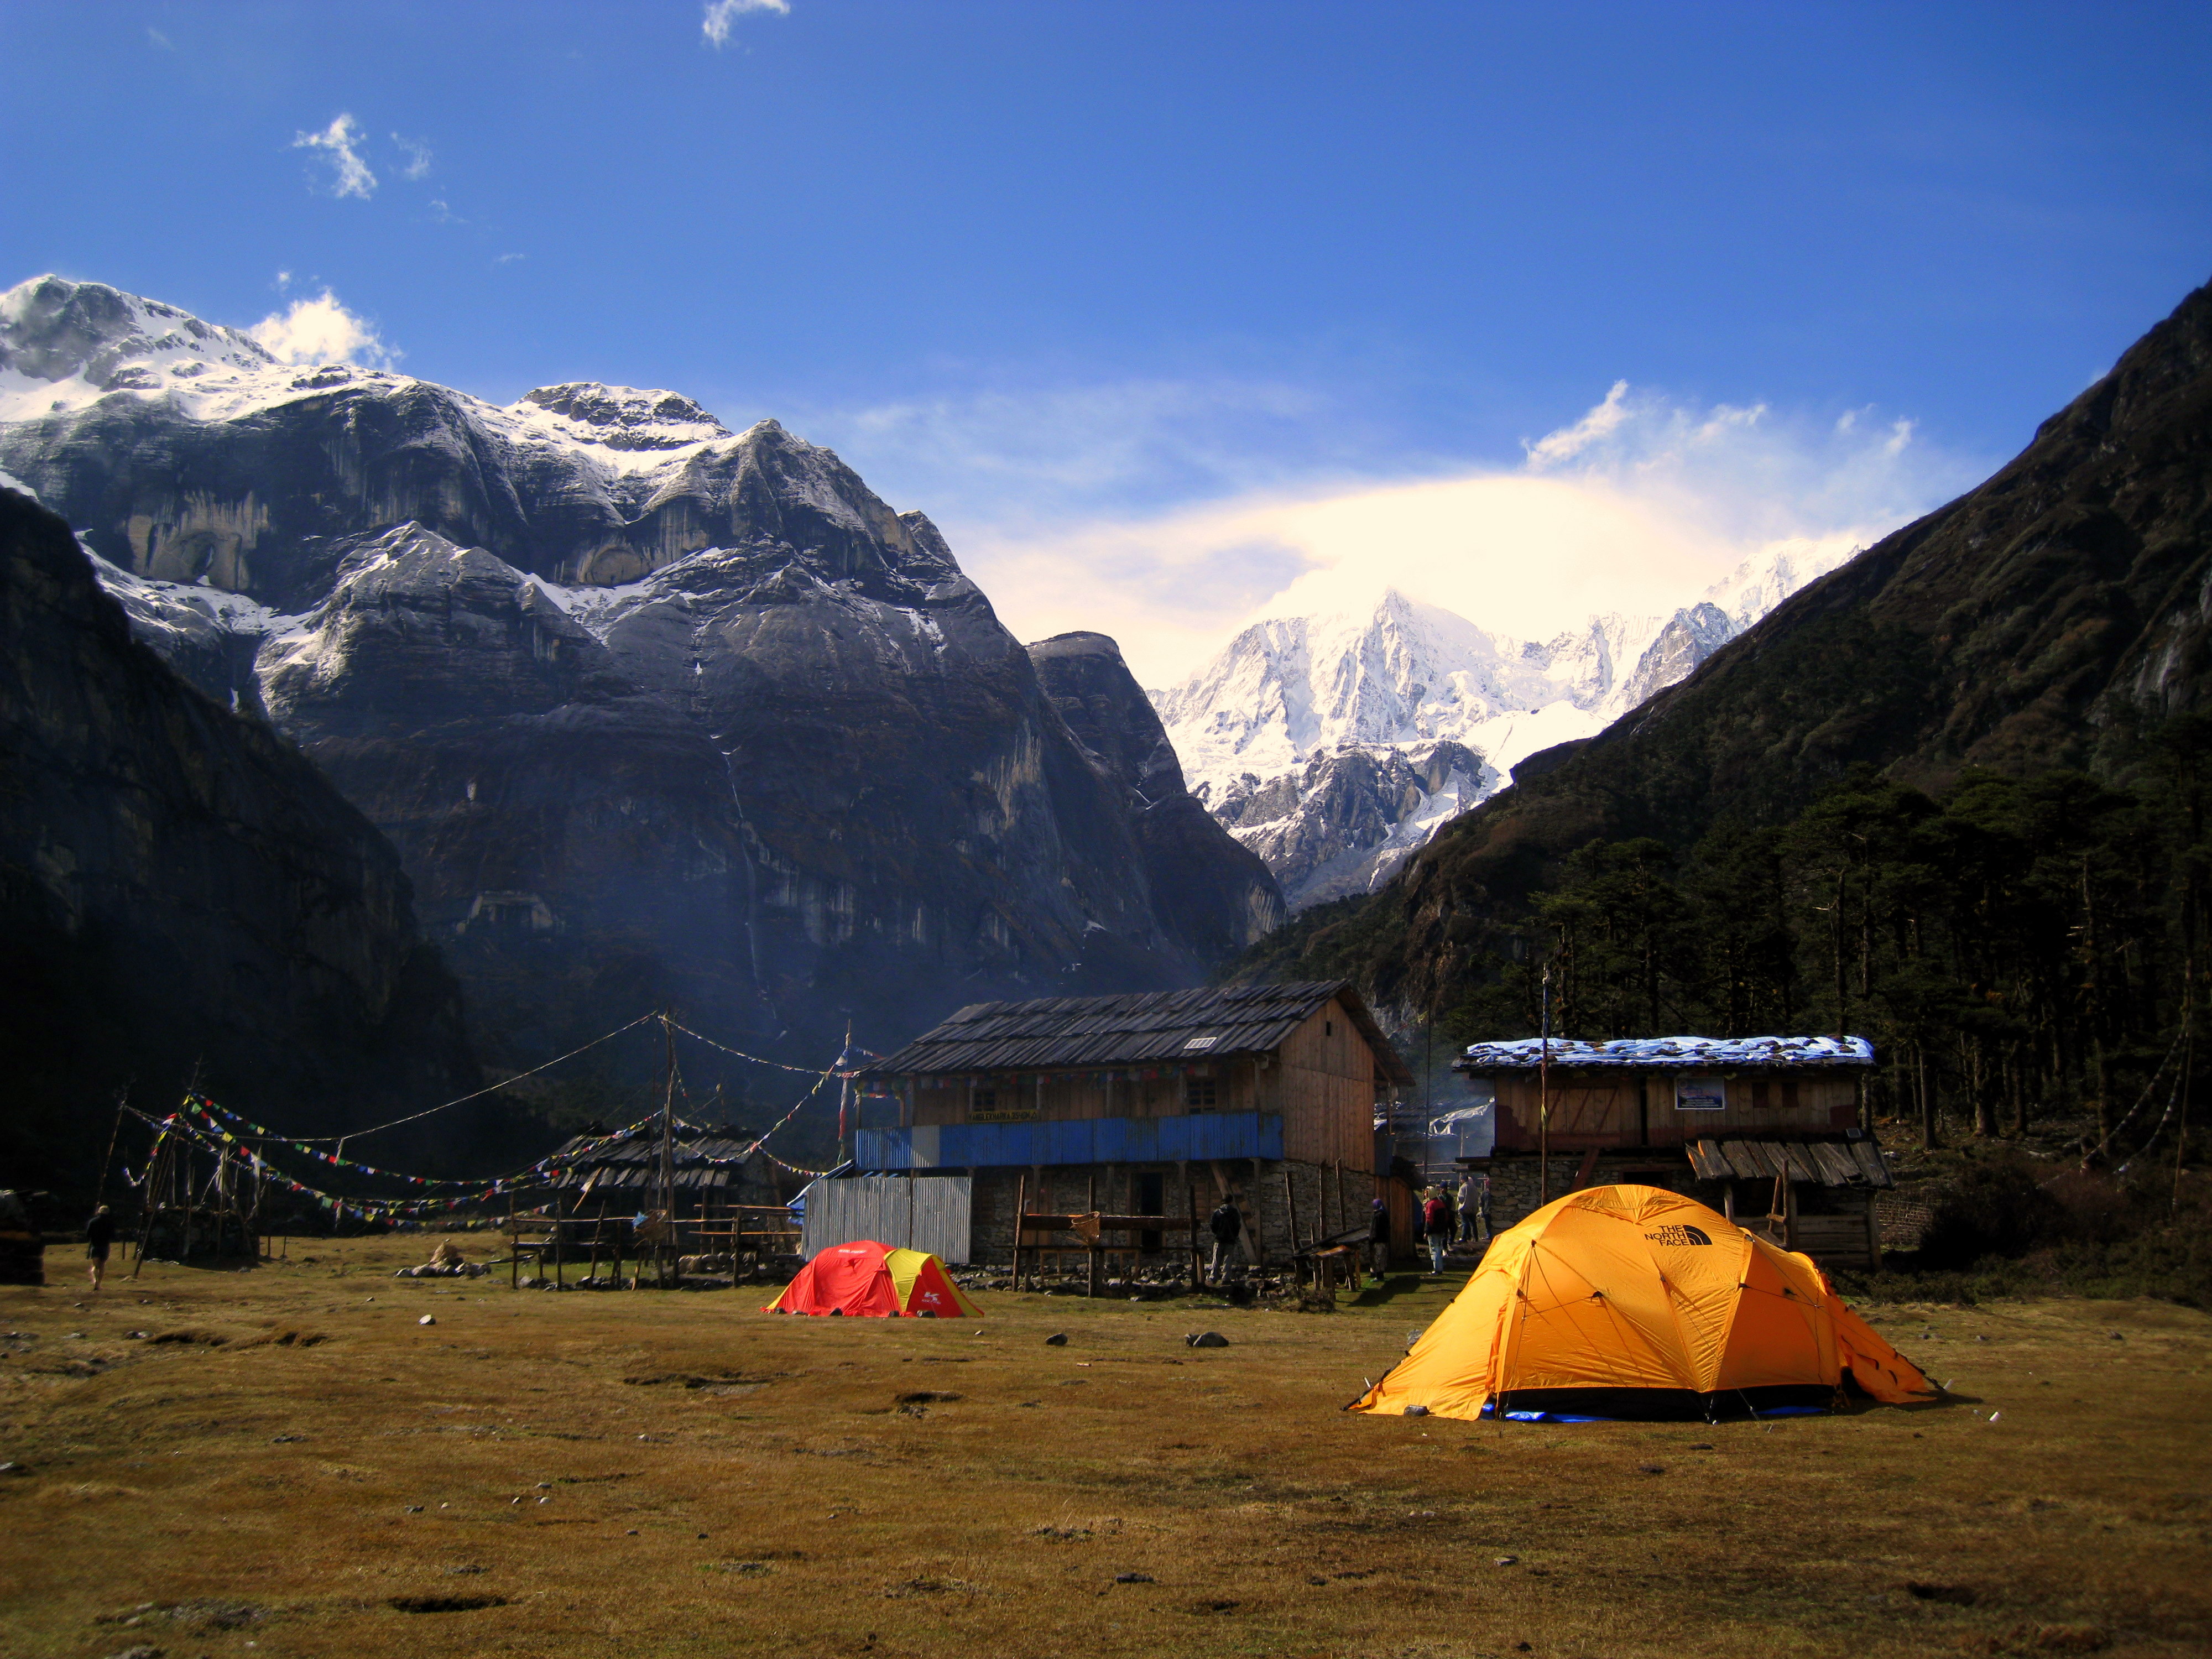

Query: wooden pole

[1086,1171,1100,1299]
[130,1129,170,1279]
[1539,964,1553,1208]
[2176,1011,2193,1218]
[92,1087,129,1211]
[1013,1173,1027,1288]
[659,1012,679,1289]
[1282,1166,1301,1282]
[1187,1177,1204,1287]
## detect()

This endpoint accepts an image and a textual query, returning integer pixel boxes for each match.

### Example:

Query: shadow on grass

[1347,1274,1463,1307]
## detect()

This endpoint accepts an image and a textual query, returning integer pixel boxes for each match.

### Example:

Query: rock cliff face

[0,486,472,1185]
[1,276,1277,1065]
[1245,276,2212,1010]
[1027,632,1285,966]
[1155,547,1849,910]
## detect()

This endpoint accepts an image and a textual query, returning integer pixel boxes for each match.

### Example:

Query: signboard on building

[969,1086,1038,1124]
[1674,1075,1727,1111]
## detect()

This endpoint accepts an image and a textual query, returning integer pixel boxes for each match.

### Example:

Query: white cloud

[249,290,393,367]
[293,113,375,199]
[392,133,433,181]
[147,27,174,50]
[1524,378,1630,466]
[880,379,1983,686]
[702,0,789,48]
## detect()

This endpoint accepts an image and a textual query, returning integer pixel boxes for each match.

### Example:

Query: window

[973,1088,995,1113]
[1185,1076,1218,1110]
[1325,1019,1334,1037]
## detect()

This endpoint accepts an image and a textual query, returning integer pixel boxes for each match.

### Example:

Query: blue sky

[6,1,2210,679]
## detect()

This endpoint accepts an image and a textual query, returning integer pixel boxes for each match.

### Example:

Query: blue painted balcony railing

[854,1112,1285,1171]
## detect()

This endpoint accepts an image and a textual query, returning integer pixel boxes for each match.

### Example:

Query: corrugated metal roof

[863,980,1414,1086]
[1458,1035,1875,1072]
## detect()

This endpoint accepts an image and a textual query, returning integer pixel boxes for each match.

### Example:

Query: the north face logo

[1645,1224,1713,1246]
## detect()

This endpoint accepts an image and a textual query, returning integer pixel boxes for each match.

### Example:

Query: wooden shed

[849,982,1414,1269]
[1454,1035,1893,1270]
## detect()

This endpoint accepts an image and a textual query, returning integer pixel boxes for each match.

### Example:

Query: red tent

[764,1240,983,1319]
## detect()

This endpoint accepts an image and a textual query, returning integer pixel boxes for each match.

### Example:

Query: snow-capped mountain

[0,274,1281,1069]
[1154,542,1856,910]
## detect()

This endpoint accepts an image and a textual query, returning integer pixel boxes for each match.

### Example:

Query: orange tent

[763,1240,983,1319]
[1350,1185,1931,1422]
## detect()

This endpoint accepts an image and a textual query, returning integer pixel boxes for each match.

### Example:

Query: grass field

[2,1237,2208,1659]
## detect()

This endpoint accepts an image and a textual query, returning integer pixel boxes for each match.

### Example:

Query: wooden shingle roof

[863,980,1414,1086]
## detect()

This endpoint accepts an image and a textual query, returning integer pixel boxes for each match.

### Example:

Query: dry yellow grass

[2,1236,2208,1659]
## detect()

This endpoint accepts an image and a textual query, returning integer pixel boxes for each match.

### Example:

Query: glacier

[1152,541,1856,910]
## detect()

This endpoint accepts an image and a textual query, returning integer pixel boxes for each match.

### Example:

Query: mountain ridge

[1155,539,1853,910]
[1,275,1282,1082]
[1241,274,2212,1015]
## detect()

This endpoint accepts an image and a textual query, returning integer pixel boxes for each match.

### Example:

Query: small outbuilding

[1454,1035,1893,1269]
[847,981,1415,1270]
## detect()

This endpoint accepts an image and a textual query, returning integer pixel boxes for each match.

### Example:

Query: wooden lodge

[844,982,1415,1274]
[1455,1035,1893,1270]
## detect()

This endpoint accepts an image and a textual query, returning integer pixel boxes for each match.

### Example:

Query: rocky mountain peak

[512,382,731,450]
[1,274,277,391]
[1,275,1287,1084]
[1158,549,1859,912]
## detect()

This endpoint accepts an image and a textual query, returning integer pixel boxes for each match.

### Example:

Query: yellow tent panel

[1351,1185,1932,1422]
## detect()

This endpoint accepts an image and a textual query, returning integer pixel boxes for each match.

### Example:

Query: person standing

[1368,1197,1390,1279]
[1478,1172,1494,1240]
[1422,1188,1451,1275]
[1455,1172,1479,1244]
[84,1204,114,1291]
[1207,1194,1244,1282]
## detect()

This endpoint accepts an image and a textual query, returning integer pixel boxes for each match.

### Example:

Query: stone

[418,1314,436,1326]
[1186,1331,1229,1348]
[1044,1333,1068,1346]
[1400,1403,1429,1416]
